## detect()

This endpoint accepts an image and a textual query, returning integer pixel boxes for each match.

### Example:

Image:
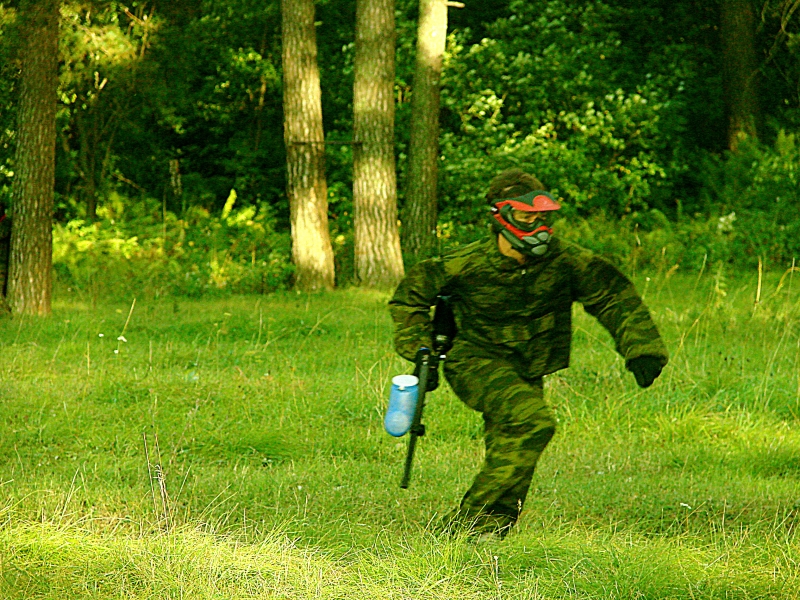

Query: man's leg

[444,357,556,534]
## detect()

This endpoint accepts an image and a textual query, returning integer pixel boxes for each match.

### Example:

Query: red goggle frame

[494,191,561,213]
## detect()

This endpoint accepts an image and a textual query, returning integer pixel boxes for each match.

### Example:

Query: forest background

[1,0,800,301]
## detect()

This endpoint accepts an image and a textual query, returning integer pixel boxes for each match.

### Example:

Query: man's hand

[628,356,663,388]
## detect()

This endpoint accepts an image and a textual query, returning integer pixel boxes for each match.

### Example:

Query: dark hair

[486,168,545,202]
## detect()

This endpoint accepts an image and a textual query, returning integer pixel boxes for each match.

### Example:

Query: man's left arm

[572,252,668,388]
[388,258,449,362]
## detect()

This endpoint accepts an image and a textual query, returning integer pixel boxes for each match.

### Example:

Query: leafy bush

[437,0,693,228]
[695,133,800,269]
[554,211,724,274]
[53,193,293,300]
[0,4,17,205]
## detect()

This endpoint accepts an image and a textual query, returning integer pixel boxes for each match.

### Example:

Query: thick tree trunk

[8,0,59,316]
[401,0,448,261]
[281,0,335,291]
[353,0,404,288]
[721,0,760,150]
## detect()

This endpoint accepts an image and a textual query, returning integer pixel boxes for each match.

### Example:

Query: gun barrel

[399,429,419,489]
[398,296,455,489]
[400,350,431,489]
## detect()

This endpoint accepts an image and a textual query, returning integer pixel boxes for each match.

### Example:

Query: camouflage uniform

[389,236,668,534]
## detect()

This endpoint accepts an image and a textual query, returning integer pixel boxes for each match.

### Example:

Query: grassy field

[1,265,799,598]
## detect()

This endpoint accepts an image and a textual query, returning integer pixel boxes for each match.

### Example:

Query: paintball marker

[398,295,457,489]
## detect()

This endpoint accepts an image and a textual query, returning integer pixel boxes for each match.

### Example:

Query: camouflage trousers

[443,356,556,535]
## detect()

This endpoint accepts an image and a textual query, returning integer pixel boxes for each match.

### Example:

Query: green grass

[1,267,799,598]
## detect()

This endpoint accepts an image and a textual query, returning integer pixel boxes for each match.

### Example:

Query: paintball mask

[491,190,561,257]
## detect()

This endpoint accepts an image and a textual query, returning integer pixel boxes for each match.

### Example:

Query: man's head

[487,169,561,257]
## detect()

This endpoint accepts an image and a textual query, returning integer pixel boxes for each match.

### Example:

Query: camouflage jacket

[389,236,668,378]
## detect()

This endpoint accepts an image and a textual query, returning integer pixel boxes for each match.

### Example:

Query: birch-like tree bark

[282,0,335,291]
[353,0,404,288]
[8,0,59,315]
[401,0,448,261]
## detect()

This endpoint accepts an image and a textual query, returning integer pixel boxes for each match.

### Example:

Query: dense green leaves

[437,0,695,225]
[53,195,292,298]
[0,4,18,206]
[0,0,799,276]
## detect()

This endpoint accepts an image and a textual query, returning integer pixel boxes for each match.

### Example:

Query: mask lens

[508,208,549,231]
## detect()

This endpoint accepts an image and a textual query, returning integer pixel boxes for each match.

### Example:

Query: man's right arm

[388,258,449,362]
[570,247,668,372]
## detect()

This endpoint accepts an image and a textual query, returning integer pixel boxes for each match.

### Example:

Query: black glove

[627,356,663,388]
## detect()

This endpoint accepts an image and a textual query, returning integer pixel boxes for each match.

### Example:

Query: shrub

[436,0,692,228]
[695,134,800,269]
[53,194,293,300]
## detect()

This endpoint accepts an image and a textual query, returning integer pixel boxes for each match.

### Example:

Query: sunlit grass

[0,268,799,598]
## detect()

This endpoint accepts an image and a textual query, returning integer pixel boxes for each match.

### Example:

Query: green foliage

[2,0,800,281]
[760,0,800,132]
[435,125,800,274]
[0,3,17,206]
[695,134,800,268]
[56,2,155,215]
[53,192,293,299]
[437,0,693,228]
[438,201,800,279]
[25,0,287,220]
[554,211,731,274]
[141,0,284,210]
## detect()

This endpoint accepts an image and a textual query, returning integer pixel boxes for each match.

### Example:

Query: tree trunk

[353,0,404,288]
[401,0,448,261]
[721,0,760,150]
[8,0,59,316]
[281,0,335,291]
